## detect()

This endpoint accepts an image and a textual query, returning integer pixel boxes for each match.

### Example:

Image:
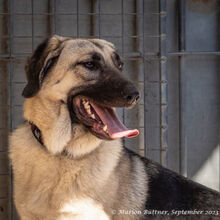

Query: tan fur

[9,36,147,220]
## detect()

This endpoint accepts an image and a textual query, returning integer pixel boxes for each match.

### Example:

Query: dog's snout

[125,90,140,104]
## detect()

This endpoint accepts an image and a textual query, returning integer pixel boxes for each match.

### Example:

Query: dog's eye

[114,52,123,71]
[118,62,123,70]
[83,61,96,70]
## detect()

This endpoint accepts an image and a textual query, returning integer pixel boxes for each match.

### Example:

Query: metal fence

[0,0,220,219]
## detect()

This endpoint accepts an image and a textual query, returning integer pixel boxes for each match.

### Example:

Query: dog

[9,35,220,220]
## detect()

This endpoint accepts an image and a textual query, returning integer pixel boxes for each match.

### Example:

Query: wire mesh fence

[0,0,220,219]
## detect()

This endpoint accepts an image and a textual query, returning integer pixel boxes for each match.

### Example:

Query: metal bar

[136,0,145,155]
[5,50,219,60]
[179,0,187,176]
[159,0,168,166]
[90,1,94,36]
[0,52,156,58]
[98,0,100,38]
[53,0,56,33]
[94,0,101,38]
[10,51,220,60]
[145,147,168,151]
[47,0,52,36]
[121,0,125,129]
[31,0,34,51]
[169,51,220,56]
[0,12,162,16]
[179,0,186,52]
[76,0,79,37]
[0,53,30,57]
[0,35,160,39]
[93,0,100,38]
[9,0,14,218]
[0,2,7,55]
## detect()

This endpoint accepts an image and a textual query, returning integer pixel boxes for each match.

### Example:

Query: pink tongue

[90,103,139,139]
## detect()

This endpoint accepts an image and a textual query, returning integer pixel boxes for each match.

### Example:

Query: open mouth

[71,96,139,140]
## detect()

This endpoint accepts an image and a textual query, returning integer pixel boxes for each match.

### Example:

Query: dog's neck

[24,97,103,158]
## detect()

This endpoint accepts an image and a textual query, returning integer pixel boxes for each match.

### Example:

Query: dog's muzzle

[67,68,140,140]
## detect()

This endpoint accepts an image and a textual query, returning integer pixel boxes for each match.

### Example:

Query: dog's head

[23,35,139,140]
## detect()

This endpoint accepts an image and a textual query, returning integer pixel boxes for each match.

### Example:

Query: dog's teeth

[85,105,90,110]
[91,114,95,119]
[103,125,107,131]
[83,102,92,115]
[84,102,89,107]
[84,103,90,110]
[87,108,91,115]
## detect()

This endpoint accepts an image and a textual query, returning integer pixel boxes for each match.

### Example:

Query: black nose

[126,90,140,104]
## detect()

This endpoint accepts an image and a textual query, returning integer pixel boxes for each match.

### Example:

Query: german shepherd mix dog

[9,35,220,220]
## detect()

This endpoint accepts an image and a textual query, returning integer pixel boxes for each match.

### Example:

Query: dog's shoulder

[9,122,45,167]
[143,156,220,212]
[123,147,220,214]
[9,122,31,150]
[10,122,36,149]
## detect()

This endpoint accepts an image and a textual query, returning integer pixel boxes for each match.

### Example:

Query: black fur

[124,148,220,219]
[74,67,139,107]
[39,55,59,84]
[22,37,61,98]
[22,38,49,98]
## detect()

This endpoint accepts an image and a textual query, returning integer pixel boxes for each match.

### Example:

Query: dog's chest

[19,154,110,219]
[58,198,110,220]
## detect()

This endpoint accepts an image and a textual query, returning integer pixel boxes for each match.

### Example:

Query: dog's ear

[22,35,64,98]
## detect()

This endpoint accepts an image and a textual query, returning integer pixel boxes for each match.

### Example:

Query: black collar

[29,122,68,156]
[30,122,44,146]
